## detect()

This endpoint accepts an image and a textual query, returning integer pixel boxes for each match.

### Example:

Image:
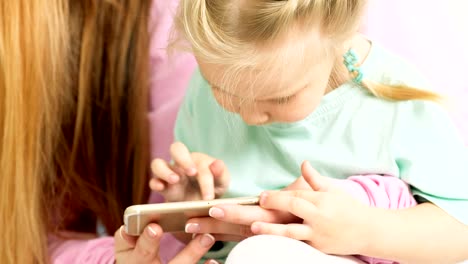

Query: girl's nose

[239,105,269,125]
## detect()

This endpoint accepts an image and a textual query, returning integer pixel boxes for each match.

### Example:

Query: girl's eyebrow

[212,84,301,103]
[202,72,305,101]
[261,85,306,101]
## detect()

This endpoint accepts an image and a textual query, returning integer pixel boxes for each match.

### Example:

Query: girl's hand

[184,203,299,241]
[183,178,307,240]
[183,169,314,240]
[250,161,372,255]
[114,224,217,264]
[150,142,230,201]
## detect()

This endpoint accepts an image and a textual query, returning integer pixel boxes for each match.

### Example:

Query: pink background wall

[362,0,468,143]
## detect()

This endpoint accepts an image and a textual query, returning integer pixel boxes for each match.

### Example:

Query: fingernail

[147,226,157,238]
[260,192,268,205]
[186,167,197,176]
[204,193,215,200]
[208,260,219,264]
[199,234,215,248]
[169,174,180,184]
[185,223,200,233]
[208,207,224,219]
[119,226,125,240]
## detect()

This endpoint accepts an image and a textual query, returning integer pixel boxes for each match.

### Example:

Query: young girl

[151,0,468,263]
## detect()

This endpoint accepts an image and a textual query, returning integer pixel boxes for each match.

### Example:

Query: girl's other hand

[150,142,230,201]
[114,224,217,264]
[251,161,372,256]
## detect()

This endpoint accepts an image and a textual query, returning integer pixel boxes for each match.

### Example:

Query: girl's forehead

[199,57,327,99]
[198,29,333,96]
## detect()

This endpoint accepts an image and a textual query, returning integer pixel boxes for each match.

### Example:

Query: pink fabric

[361,0,468,144]
[49,236,115,264]
[48,232,185,264]
[148,1,196,162]
[333,176,417,209]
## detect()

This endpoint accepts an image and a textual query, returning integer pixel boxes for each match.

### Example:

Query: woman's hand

[150,142,230,201]
[250,161,371,255]
[114,224,217,264]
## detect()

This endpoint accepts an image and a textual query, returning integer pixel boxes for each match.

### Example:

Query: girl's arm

[372,101,468,262]
[363,203,468,264]
[287,173,418,264]
[252,161,468,263]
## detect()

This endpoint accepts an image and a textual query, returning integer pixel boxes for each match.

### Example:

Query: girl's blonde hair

[0,0,151,263]
[176,0,439,101]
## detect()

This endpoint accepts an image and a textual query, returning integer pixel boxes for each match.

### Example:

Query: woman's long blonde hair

[176,0,439,101]
[0,0,151,263]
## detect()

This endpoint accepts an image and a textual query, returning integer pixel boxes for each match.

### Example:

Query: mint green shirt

[175,43,468,227]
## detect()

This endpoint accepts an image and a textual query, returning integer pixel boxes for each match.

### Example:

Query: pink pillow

[148,0,196,163]
[361,1,468,144]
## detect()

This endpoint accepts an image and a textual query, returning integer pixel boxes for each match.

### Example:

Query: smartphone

[124,196,260,236]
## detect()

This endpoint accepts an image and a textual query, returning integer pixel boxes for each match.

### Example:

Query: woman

[0,0,209,263]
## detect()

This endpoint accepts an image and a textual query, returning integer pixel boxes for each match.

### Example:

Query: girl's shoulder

[362,41,433,91]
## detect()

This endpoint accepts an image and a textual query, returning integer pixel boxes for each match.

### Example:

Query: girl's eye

[275,94,295,105]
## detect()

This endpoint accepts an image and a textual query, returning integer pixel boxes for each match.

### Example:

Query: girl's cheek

[213,93,240,113]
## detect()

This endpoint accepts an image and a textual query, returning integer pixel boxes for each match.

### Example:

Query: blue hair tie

[343,49,363,84]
